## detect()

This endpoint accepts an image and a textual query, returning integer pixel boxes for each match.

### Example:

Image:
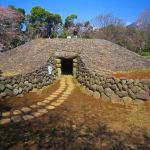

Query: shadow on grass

[0,121,149,150]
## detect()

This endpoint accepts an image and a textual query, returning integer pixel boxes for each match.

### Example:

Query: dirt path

[0,75,150,150]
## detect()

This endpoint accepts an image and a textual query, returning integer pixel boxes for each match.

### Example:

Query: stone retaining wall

[0,57,57,99]
[76,57,150,104]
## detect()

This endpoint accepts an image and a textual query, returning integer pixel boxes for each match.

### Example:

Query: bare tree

[136,9,150,31]
[93,13,124,28]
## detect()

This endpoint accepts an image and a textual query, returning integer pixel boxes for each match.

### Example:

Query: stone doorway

[55,57,77,78]
[61,58,73,75]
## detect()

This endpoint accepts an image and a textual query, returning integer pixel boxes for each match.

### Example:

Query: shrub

[10,37,25,47]
[59,30,70,38]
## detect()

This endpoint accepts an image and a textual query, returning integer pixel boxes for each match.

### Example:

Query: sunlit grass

[138,51,150,57]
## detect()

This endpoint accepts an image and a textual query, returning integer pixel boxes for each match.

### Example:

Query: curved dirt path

[0,76,74,125]
[0,75,150,150]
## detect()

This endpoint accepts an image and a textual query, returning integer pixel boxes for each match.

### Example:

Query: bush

[115,39,128,48]
[143,44,150,52]
[59,30,70,38]
[50,31,57,38]
[10,37,25,47]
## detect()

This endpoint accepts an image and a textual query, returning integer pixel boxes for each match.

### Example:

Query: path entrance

[55,57,77,77]
[61,58,73,75]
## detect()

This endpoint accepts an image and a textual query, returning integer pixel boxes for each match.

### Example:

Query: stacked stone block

[76,57,150,103]
[0,57,57,99]
[55,58,61,77]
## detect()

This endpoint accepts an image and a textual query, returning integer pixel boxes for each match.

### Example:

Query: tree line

[0,5,150,55]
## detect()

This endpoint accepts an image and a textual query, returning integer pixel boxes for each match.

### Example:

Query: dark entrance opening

[61,58,73,75]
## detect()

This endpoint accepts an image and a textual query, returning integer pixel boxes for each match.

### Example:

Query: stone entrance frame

[54,52,78,78]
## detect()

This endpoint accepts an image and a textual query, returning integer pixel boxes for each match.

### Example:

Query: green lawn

[138,52,150,57]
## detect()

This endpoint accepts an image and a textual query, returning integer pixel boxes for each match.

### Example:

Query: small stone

[101,92,110,101]
[46,105,55,110]
[0,85,5,92]
[134,79,140,85]
[114,78,120,83]
[13,89,19,96]
[122,84,128,91]
[49,95,57,98]
[131,86,141,93]
[32,112,43,117]
[117,83,122,90]
[103,83,111,88]
[121,80,127,84]
[42,100,50,104]
[24,81,29,86]
[116,91,128,98]
[30,105,38,109]
[21,107,32,113]
[45,97,53,100]
[37,102,46,106]
[13,110,22,115]
[110,84,117,90]
[128,89,136,99]
[5,89,13,96]
[127,79,134,85]
[59,97,66,100]
[0,92,7,98]
[143,85,149,93]
[2,112,11,117]
[91,84,97,91]
[23,115,34,120]
[134,99,145,104]
[18,87,23,94]
[89,90,93,95]
[111,94,122,104]
[57,99,65,103]
[51,102,61,107]
[11,116,21,123]
[122,97,133,105]
[104,88,114,98]
[93,91,100,99]
[0,118,10,125]
[5,84,13,90]
[38,109,48,114]
[136,92,150,101]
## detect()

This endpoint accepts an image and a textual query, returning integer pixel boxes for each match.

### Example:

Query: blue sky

[0,0,150,24]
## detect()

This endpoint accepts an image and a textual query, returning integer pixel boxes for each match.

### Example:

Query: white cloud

[126,21,131,26]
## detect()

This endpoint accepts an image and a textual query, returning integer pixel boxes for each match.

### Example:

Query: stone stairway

[0,76,74,125]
